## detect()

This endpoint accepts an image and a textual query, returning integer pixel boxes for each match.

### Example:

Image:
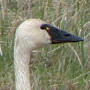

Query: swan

[14,19,83,90]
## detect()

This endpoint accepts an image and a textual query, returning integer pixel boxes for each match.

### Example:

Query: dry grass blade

[67,43,82,67]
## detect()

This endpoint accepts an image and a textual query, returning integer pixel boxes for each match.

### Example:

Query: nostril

[64,33,71,37]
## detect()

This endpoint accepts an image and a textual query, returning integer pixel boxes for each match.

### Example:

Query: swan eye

[40,24,50,31]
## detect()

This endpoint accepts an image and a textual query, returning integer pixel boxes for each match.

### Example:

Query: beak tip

[73,37,84,42]
[78,38,84,42]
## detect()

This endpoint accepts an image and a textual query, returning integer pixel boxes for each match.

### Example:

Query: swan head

[15,19,84,50]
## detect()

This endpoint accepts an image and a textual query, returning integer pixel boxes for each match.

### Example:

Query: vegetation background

[0,0,90,90]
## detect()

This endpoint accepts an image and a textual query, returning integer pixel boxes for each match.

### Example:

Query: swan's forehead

[28,19,45,24]
[27,19,46,27]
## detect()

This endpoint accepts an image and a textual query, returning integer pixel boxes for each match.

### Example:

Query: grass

[0,0,90,90]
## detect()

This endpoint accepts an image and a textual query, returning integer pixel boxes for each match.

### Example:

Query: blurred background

[0,0,90,90]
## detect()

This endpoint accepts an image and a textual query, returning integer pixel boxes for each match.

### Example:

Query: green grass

[0,0,90,90]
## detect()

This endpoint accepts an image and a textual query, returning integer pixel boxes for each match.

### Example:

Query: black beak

[41,24,84,44]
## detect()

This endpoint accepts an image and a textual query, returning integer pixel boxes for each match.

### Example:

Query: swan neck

[14,47,32,90]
